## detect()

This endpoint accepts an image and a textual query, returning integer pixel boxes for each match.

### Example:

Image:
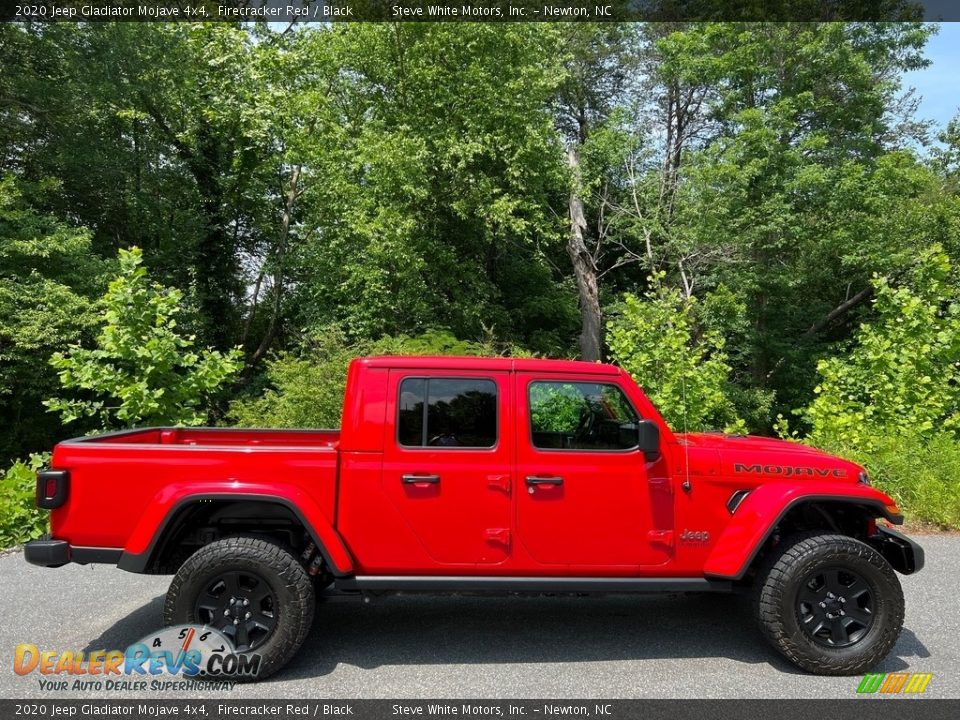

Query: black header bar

[3,0,958,23]
[0,700,958,720]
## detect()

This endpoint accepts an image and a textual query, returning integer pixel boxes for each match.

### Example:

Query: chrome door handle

[525,476,563,486]
[402,474,440,484]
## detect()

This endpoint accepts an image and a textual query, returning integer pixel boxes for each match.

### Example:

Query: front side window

[529,381,639,451]
[398,377,498,448]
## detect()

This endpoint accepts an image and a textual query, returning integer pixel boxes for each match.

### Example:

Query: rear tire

[754,532,904,675]
[164,536,315,681]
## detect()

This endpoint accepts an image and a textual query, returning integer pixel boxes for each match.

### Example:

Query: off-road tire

[754,532,904,675]
[164,536,315,681]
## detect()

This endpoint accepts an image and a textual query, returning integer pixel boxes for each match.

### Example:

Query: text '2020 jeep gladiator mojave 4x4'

[26,356,923,679]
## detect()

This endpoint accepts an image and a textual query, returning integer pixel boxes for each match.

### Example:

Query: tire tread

[754,532,904,675]
[163,536,315,681]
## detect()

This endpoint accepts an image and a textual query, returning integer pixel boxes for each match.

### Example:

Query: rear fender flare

[117,485,353,576]
[703,483,902,580]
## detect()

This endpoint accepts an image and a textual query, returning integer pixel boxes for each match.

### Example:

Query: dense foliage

[0,454,48,548]
[0,180,107,460]
[1,21,959,538]
[46,248,243,429]
[607,275,744,432]
[228,328,529,429]
[801,246,960,451]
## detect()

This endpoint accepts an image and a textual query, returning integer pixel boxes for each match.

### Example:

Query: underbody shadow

[83,592,930,683]
[282,592,785,680]
[82,595,165,654]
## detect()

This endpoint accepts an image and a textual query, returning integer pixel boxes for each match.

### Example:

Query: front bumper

[24,537,122,568]
[871,526,925,575]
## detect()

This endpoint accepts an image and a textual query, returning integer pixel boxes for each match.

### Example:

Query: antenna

[681,372,691,493]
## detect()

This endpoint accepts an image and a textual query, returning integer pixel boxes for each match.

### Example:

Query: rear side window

[529,381,639,451]
[398,377,498,448]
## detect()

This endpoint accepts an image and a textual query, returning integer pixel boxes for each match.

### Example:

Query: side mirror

[637,420,661,461]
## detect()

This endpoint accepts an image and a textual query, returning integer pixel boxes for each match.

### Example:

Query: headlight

[858,471,871,486]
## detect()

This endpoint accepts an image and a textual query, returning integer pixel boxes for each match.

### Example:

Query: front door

[515,374,672,568]
[381,369,512,567]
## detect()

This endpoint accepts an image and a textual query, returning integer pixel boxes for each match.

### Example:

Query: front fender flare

[703,483,902,580]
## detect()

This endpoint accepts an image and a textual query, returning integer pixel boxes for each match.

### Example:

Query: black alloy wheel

[193,569,278,651]
[795,566,875,648]
[164,536,315,681]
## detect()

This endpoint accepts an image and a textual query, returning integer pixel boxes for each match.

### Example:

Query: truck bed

[49,427,341,552]
[73,427,340,448]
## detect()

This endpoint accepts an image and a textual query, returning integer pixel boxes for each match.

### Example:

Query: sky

[904,22,960,131]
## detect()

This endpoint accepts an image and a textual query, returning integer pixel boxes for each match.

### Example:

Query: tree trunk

[567,146,602,361]
[248,164,301,369]
[191,128,241,352]
[140,95,239,350]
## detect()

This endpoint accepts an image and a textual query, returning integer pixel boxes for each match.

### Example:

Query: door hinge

[486,474,511,494]
[484,528,511,547]
[647,529,674,547]
[648,474,673,493]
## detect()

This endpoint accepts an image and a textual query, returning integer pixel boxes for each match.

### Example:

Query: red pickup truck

[26,356,923,679]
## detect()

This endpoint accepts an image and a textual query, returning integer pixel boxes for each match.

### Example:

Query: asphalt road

[0,537,957,700]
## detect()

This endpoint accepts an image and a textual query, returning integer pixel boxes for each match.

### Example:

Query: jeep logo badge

[680,529,710,544]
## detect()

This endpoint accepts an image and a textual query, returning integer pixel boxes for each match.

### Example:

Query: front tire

[164,536,315,681]
[754,532,904,675]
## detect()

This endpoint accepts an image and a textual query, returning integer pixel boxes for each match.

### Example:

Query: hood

[679,432,864,483]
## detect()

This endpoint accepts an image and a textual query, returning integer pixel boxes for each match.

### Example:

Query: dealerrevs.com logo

[13,625,260,691]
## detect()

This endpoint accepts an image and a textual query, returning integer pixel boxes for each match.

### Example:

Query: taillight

[36,470,69,509]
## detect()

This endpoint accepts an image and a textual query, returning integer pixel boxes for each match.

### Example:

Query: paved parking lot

[1,537,956,699]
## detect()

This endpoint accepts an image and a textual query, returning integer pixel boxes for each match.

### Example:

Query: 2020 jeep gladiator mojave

[26,356,924,679]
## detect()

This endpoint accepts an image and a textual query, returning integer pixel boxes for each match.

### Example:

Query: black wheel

[164,536,315,681]
[754,532,904,675]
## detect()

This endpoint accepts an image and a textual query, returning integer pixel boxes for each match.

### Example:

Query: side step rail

[335,576,732,594]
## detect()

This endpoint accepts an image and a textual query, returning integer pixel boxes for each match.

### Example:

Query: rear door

[515,374,672,568]
[381,370,512,566]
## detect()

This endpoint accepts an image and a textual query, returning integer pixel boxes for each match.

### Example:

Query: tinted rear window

[398,377,497,448]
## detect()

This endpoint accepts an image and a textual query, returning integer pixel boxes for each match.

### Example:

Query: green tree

[802,245,960,451]
[0,178,107,463]
[229,327,529,430]
[289,24,576,353]
[0,23,299,352]
[606,275,743,431]
[631,22,938,425]
[46,248,242,428]
[552,24,640,360]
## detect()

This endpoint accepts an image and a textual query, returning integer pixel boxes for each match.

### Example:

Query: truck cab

[338,356,675,574]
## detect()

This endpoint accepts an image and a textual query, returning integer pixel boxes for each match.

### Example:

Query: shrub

[790,245,960,529]
[228,329,357,429]
[228,327,530,429]
[802,245,960,451]
[817,433,960,529]
[45,247,243,428]
[0,454,49,548]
